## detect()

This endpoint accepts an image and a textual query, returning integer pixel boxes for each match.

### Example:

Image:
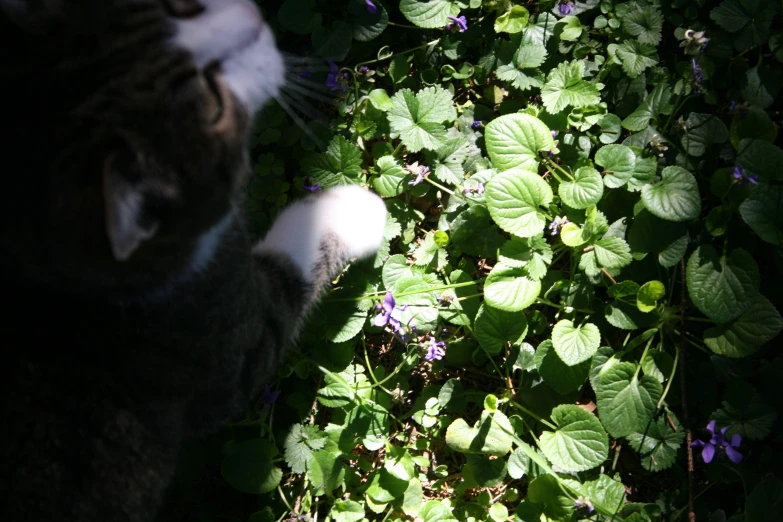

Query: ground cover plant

[158,1,783,521]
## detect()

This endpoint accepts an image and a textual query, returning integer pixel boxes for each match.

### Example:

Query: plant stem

[509,400,558,430]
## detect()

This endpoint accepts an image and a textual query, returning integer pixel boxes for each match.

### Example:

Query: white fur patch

[171,0,284,113]
[189,210,236,273]
[254,186,388,281]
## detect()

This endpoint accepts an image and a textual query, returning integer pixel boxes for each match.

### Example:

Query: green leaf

[596,362,662,438]
[438,269,480,327]
[450,204,506,257]
[731,106,778,147]
[484,264,541,312]
[559,15,583,41]
[641,166,702,222]
[559,167,603,209]
[616,39,659,78]
[681,113,730,157]
[622,6,663,45]
[595,144,636,188]
[710,0,778,51]
[284,424,327,474]
[387,86,457,152]
[384,446,416,481]
[583,475,626,514]
[349,0,388,41]
[402,478,423,517]
[704,295,783,357]
[637,280,665,312]
[303,135,363,187]
[539,405,609,472]
[626,413,685,471]
[372,156,410,197]
[507,447,530,479]
[277,0,321,34]
[419,501,459,522]
[311,21,353,61]
[527,475,573,519]
[489,503,509,522]
[486,169,553,237]
[399,0,451,28]
[465,454,507,487]
[541,60,601,114]
[474,303,528,354]
[332,500,365,522]
[742,65,782,109]
[485,113,554,171]
[746,479,783,522]
[494,5,529,33]
[686,245,760,323]
[740,185,783,245]
[309,441,345,497]
[445,409,515,456]
[413,231,448,270]
[594,237,633,269]
[713,385,777,440]
[551,320,601,366]
[369,89,393,111]
[429,136,471,185]
[598,114,622,144]
[536,339,591,394]
[366,469,408,503]
[393,276,439,332]
[622,82,673,131]
[221,439,280,495]
[737,139,783,182]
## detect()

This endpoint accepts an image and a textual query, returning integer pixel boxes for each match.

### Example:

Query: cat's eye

[162,0,204,18]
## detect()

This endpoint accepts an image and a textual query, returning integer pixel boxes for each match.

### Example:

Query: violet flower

[446,15,468,32]
[463,183,485,195]
[303,183,321,193]
[260,383,281,413]
[406,162,430,185]
[325,60,349,92]
[558,1,574,15]
[732,166,758,185]
[373,292,408,335]
[691,420,743,464]
[549,216,569,236]
[574,497,594,514]
[471,120,481,130]
[424,336,446,361]
[365,0,377,14]
[692,59,704,93]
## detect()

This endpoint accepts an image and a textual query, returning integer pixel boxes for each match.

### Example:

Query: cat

[0,1,386,521]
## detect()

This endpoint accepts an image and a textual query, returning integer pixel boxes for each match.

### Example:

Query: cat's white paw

[317,185,387,258]
[254,185,387,282]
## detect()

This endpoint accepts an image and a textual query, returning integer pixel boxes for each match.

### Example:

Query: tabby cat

[0,1,386,520]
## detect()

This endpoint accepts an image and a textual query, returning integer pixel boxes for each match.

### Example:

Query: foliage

[161,1,783,521]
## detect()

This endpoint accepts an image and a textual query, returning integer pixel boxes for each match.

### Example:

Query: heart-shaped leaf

[641,166,702,222]
[552,320,601,365]
[539,405,609,472]
[486,169,553,237]
[559,167,603,209]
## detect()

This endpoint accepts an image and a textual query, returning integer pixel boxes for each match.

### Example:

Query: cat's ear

[102,157,162,262]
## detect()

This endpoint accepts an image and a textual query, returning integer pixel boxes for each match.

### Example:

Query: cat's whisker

[274,95,327,150]
[279,90,330,123]
[283,80,340,105]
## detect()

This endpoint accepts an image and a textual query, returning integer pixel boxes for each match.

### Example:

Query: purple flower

[373,291,408,335]
[558,1,574,15]
[732,166,758,185]
[574,497,594,514]
[365,0,377,14]
[424,337,446,361]
[446,15,468,32]
[260,383,281,413]
[303,183,321,193]
[471,120,481,130]
[691,420,743,464]
[551,130,558,139]
[463,183,485,196]
[325,60,349,92]
[406,162,430,185]
[359,66,369,73]
[298,69,312,78]
[549,216,569,236]
[692,59,704,93]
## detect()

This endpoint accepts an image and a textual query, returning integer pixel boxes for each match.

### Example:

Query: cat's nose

[171,0,264,68]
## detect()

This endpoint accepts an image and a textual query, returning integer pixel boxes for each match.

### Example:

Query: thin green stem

[355,39,441,69]
[536,296,593,315]
[424,175,462,198]
[277,486,295,514]
[657,342,679,410]
[509,400,557,430]
[633,334,656,380]
[542,156,574,181]
[684,316,714,323]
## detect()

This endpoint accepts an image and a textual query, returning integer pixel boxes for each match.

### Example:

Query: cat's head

[0,0,284,292]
